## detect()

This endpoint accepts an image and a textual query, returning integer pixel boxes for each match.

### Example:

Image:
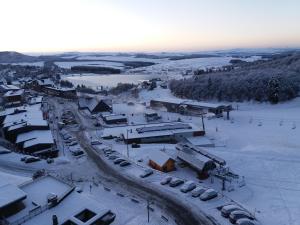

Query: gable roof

[148,150,174,167]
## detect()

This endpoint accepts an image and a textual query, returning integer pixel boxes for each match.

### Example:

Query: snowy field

[132,88,300,225]
[54,61,125,69]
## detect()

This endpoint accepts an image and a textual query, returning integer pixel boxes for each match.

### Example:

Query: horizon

[1,0,300,52]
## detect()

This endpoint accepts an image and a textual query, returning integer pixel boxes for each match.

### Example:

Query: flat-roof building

[102,122,204,144]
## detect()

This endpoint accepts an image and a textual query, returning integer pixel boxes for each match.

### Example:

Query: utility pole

[201,114,205,132]
[126,129,129,158]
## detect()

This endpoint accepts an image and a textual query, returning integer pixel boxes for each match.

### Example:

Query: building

[148,150,175,172]
[177,150,216,179]
[0,104,57,158]
[102,122,205,144]
[16,130,56,157]
[0,84,20,93]
[3,89,24,107]
[78,96,112,114]
[30,78,54,91]
[0,175,116,225]
[101,113,128,125]
[43,86,77,99]
[150,98,232,118]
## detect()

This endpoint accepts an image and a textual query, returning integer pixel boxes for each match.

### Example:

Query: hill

[0,51,38,63]
[169,52,300,103]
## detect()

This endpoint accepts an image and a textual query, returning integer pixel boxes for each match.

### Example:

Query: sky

[0,0,300,53]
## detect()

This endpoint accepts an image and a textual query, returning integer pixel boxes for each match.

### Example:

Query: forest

[169,52,300,103]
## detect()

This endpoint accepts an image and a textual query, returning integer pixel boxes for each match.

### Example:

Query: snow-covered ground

[131,87,300,225]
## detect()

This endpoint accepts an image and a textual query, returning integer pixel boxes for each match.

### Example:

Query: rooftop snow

[0,84,20,91]
[102,122,202,140]
[4,89,24,97]
[148,150,174,166]
[152,98,229,109]
[2,104,46,128]
[16,130,54,148]
[0,184,27,209]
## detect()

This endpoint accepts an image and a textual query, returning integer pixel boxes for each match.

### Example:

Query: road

[48,97,220,225]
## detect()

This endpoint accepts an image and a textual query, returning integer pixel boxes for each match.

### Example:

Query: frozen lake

[64,73,182,88]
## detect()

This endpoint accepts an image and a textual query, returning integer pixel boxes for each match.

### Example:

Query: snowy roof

[37,78,54,86]
[6,176,111,225]
[7,120,48,132]
[177,150,215,171]
[79,97,111,112]
[148,150,174,166]
[16,130,54,148]
[0,184,27,209]
[103,114,127,121]
[152,98,229,109]
[2,104,46,128]
[0,84,20,91]
[103,122,202,140]
[44,86,76,91]
[28,96,43,105]
[4,89,24,97]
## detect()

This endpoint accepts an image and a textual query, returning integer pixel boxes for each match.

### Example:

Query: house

[150,98,232,119]
[78,96,112,114]
[102,122,205,144]
[30,78,54,91]
[1,175,116,225]
[43,86,77,99]
[3,89,24,107]
[28,96,43,105]
[0,84,20,93]
[177,150,216,179]
[16,130,56,157]
[148,150,175,172]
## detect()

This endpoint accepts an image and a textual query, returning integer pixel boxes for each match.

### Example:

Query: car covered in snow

[160,176,172,185]
[191,186,207,197]
[24,156,40,163]
[180,180,196,193]
[200,188,218,201]
[119,161,131,167]
[169,178,184,187]
[140,169,153,178]
[108,155,118,160]
[114,158,125,164]
[229,210,254,224]
[221,204,242,218]
[236,218,259,225]
[91,140,102,145]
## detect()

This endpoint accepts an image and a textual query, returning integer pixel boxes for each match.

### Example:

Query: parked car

[221,204,242,218]
[131,143,140,148]
[65,138,76,144]
[0,149,11,154]
[114,158,125,164]
[67,141,78,146]
[91,140,102,145]
[229,210,254,224]
[140,169,153,178]
[191,186,207,197]
[25,157,40,163]
[98,210,116,225]
[120,161,131,167]
[236,218,258,225]
[180,181,196,193]
[108,155,118,160]
[200,188,218,201]
[160,176,172,185]
[47,158,54,164]
[169,178,184,187]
